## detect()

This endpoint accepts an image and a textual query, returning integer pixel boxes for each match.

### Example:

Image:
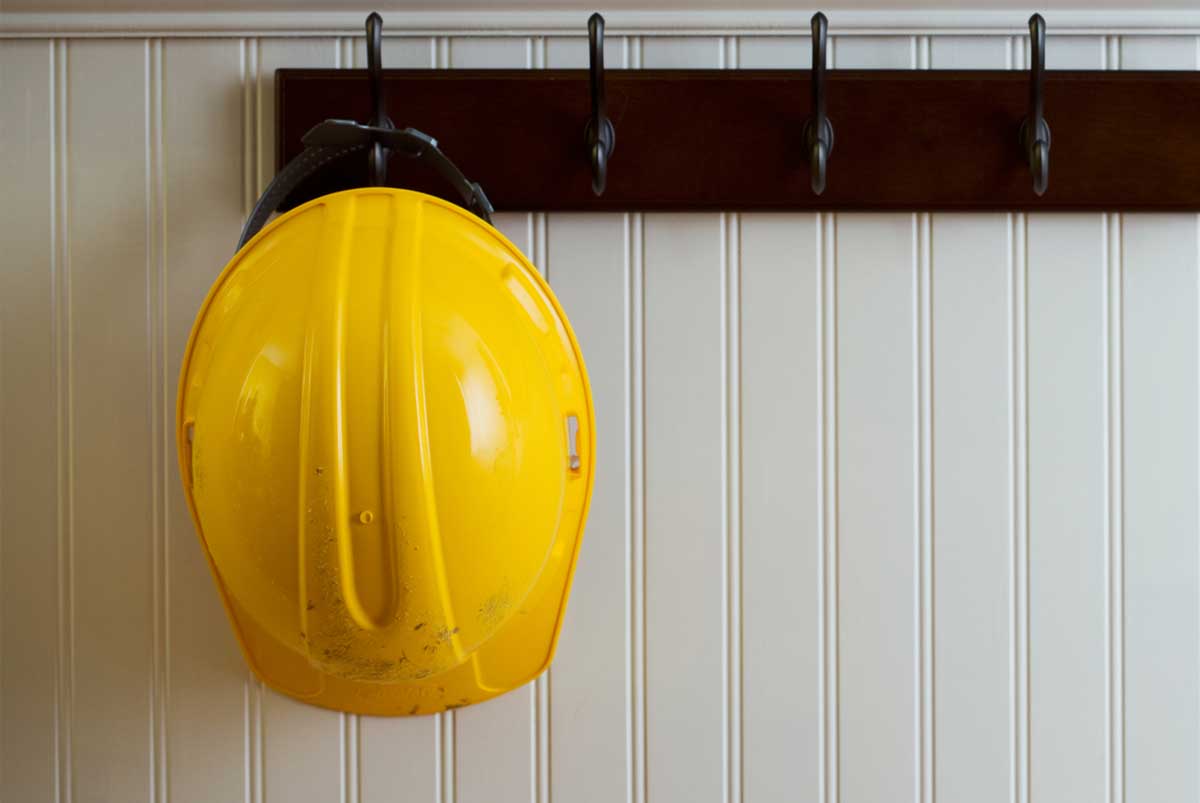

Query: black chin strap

[238,120,495,251]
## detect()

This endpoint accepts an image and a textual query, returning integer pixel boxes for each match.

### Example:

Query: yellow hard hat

[176,187,594,715]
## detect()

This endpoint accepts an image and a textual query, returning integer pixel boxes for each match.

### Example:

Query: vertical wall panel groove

[1006,35,1026,803]
[916,36,936,803]
[914,37,934,803]
[628,205,647,803]
[437,707,455,803]
[253,38,263,195]
[147,34,170,803]
[0,160,4,797]
[1103,209,1125,803]
[627,42,645,803]
[818,210,838,803]
[1103,35,1126,803]
[52,37,75,803]
[1011,211,1030,803]
[1009,42,1031,803]
[720,33,743,803]
[915,211,934,803]
[240,38,253,221]
[721,207,743,803]
[820,43,836,803]
[339,713,359,803]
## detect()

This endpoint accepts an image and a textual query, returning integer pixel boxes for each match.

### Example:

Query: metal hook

[586,12,616,196]
[365,11,393,186]
[802,12,835,195]
[1019,13,1051,196]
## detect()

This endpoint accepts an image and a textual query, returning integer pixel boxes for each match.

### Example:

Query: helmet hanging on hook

[177,12,596,718]
[1019,13,1052,196]
[803,12,835,196]
[586,12,616,196]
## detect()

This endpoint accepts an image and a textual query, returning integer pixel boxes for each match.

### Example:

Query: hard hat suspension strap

[237,12,494,252]
[237,123,494,251]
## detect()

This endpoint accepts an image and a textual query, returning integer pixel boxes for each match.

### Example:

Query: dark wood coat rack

[271,13,1200,214]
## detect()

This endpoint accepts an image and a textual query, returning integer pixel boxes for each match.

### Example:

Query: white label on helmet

[566,415,581,472]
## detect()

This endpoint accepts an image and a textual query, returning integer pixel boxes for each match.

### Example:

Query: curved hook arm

[586,12,616,196]
[589,13,606,130]
[811,12,827,141]
[366,12,385,125]
[803,12,834,196]
[365,12,391,186]
[1020,13,1051,196]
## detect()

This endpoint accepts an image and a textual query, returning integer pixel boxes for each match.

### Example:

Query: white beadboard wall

[2,11,1199,803]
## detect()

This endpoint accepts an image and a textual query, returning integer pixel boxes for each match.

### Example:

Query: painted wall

[2,10,1198,803]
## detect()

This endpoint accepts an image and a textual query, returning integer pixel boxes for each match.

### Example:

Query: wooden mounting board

[277,68,1200,211]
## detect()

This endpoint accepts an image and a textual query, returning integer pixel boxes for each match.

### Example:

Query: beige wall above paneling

[1,11,1198,803]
